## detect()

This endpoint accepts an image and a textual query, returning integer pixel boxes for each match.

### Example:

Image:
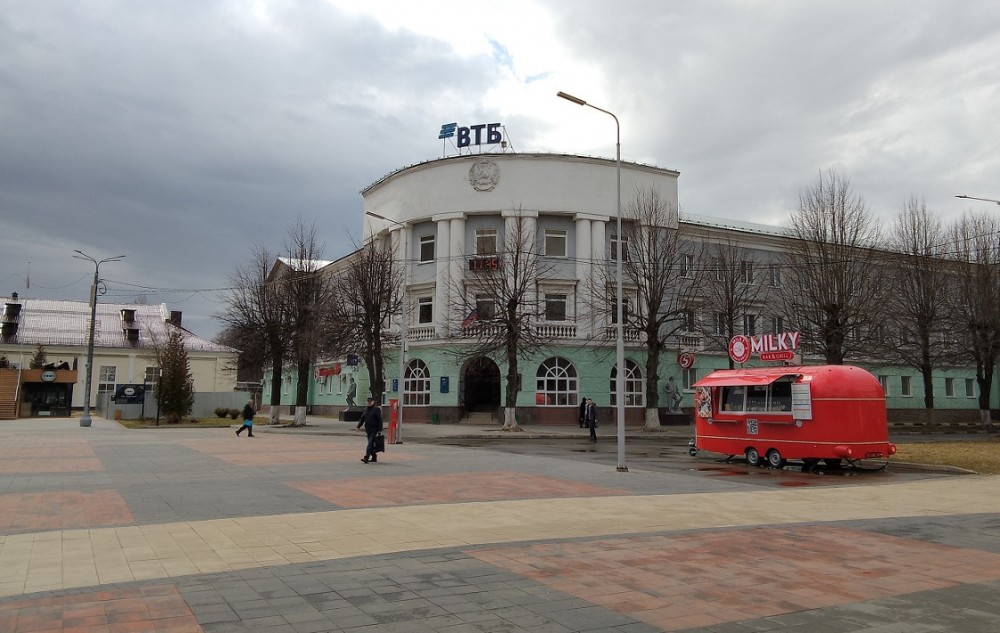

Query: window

[403,359,431,405]
[475,294,496,320]
[743,314,757,336]
[945,378,955,398]
[144,366,159,389]
[966,378,975,398]
[419,235,435,263]
[771,317,784,335]
[98,366,116,394]
[740,260,754,284]
[475,229,497,255]
[283,374,292,395]
[682,309,696,332]
[878,375,889,395]
[901,375,912,397]
[712,258,722,281]
[535,357,578,406]
[610,234,629,262]
[610,359,643,406]
[722,386,745,411]
[715,313,727,336]
[544,230,567,257]
[417,297,433,324]
[610,296,631,324]
[545,294,567,321]
[682,368,698,390]
[680,254,693,278]
[770,263,781,287]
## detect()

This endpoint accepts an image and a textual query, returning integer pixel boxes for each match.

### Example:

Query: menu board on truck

[791,383,812,420]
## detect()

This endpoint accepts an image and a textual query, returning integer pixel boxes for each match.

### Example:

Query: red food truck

[690,365,896,468]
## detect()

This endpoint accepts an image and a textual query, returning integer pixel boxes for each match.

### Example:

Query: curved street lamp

[73,250,125,427]
[956,195,1000,205]
[557,90,627,472]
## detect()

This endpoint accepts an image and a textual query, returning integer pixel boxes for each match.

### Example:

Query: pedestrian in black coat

[356,397,383,463]
[585,398,598,442]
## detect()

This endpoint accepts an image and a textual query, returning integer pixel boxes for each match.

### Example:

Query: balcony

[604,326,642,342]
[408,326,437,341]
[535,323,577,338]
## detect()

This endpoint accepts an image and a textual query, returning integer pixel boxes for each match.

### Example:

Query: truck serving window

[768,379,793,412]
[722,386,745,411]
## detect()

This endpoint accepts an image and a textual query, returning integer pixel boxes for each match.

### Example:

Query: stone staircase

[462,410,496,425]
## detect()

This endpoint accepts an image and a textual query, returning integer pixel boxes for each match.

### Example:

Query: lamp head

[557,91,587,106]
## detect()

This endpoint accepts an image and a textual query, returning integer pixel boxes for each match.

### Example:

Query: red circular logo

[729,335,752,364]
[677,352,695,368]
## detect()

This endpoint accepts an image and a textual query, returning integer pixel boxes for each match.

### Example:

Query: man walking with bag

[356,396,383,463]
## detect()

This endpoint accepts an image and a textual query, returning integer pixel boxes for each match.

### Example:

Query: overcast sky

[2,0,998,340]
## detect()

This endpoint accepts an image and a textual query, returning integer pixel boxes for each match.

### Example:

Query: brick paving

[1,417,1000,632]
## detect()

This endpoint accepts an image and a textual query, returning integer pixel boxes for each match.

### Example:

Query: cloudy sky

[2,0,998,339]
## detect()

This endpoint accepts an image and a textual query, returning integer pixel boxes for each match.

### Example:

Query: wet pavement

[1,416,998,632]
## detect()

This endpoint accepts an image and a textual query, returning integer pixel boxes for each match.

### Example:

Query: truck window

[722,386,745,411]
[746,385,768,411]
[768,380,792,412]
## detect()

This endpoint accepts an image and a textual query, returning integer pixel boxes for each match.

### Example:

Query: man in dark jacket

[584,398,598,442]
[356,396,383,463]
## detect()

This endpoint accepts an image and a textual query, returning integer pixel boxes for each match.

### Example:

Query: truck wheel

[688,446,698,457]
[745,447,761,467]
[766,449,786,469]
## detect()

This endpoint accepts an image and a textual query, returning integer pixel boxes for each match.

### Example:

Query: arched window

[535,357,578,406]
[404,359,431,405]
[610,359,643,406]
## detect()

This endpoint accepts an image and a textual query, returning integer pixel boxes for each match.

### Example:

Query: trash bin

[431,413,441,425]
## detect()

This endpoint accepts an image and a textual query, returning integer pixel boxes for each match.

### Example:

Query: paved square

[290,471,631,508]
[0,491,134,533]
[470,525,1000,631]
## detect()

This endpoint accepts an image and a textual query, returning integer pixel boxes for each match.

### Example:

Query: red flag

[461,309,479,328]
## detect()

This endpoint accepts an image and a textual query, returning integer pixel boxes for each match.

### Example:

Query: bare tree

[218,245,290,425]
[590,188,697,429]
[780,170,885,364]
[282,220,336,425]
[883,198,950,415]
[700,237,771,369]
[323,238,403,404]
[947,212,1000,427]
[455,213,554,431]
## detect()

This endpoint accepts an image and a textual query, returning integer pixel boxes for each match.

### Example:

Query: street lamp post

[956,195,1000,205]
[366,212,408,444]
[73,250,125,427]
[557,90,627,472]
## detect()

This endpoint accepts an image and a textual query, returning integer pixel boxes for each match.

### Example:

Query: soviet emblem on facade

[468,159,500,192]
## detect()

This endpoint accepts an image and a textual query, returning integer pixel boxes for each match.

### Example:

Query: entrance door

[462,357,501,413]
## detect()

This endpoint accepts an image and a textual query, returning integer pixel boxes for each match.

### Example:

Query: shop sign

[730,332,801,364]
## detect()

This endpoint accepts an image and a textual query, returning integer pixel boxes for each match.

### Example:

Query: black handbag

[374,432,386,454]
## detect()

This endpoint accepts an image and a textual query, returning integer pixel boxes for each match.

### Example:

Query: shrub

[229,408,241,419]
[215,407,229,418]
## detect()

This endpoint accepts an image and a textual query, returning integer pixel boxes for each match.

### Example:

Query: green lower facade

[263,343,997,426]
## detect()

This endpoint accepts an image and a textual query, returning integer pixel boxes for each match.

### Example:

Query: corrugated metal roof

[0,297,233,353]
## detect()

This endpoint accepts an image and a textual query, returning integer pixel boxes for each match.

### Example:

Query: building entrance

[462,357,501,414]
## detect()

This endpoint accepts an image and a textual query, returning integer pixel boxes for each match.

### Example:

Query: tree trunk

[644,407,660,430]
[501,407,520,431]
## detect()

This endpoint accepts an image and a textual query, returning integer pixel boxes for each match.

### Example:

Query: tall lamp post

[73,250,125,427]
[956,195,1000,205]
[557,90,627,472]
[366,211,408,444]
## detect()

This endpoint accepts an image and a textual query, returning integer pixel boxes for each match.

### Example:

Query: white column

[574,216,593,338]
[449,216,466,336]
[393,226,410,333]
[434,218,451,336]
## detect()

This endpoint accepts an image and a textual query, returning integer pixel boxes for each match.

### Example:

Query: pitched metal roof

[0,297,233,353]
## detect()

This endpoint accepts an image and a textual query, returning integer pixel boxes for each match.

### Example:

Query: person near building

[236,399,255,437]
[346,377,357,409]
[584,398,598,442]
[356,396,384,463]
[579,398,587,428]
[665,376,683,413]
